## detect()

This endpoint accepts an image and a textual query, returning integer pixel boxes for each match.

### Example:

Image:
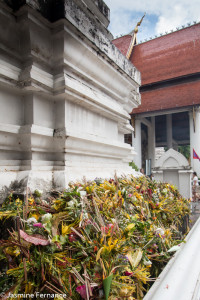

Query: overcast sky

[104,0,200,42]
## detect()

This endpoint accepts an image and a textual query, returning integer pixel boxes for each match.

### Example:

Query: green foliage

[33,189,42,198]
[0,268,16,293]
[129,161,139,171]
[178,145,190,160]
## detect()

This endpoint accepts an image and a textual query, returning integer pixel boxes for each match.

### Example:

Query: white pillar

[132,118,142,169]
[190,109,200,176]
[166,114,173,149]
[148,116,155,168]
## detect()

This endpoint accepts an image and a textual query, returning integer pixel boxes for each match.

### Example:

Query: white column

[190,109,200,176]
[166,114,173,149]
[148,116,156,168]
[132,118,142,169]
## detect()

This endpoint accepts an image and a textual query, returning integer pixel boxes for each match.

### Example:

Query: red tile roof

[112,35,131,57]
[133,80,200,114]
[112,23,200,114]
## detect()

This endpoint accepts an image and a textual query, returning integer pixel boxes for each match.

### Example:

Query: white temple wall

[0,87,24,126]
[132,119,142,169]
[0,0,141,198]
[64,101,118,140]
[33,95,55,128]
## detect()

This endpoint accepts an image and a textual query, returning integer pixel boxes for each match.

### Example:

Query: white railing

[144,216,200,300]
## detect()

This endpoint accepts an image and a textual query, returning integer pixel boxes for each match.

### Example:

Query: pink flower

[101,224,114,234]
[125,271,133,276]
[76,285,93,299]
[108,223,114,228]
[128,194,132,197]
[33,223,44,228]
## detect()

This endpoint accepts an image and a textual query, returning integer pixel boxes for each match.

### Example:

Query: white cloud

[107,9,143,37]
[155,1,200,34]
[104,0,200,40]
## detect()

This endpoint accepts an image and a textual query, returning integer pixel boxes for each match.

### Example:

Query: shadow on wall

[0,178,27,204]
[3,0,65,21]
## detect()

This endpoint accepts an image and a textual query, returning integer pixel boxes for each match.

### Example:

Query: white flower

[144,259,152,266]
[82,212,88,219]
[80,191,86,197]
[155,228,165,236]
[27,217,37,224]
[167,245,181,253]
[111,218,116,223]
[68,200,76,207]
[41,200,48,206]
[41,213,52,223]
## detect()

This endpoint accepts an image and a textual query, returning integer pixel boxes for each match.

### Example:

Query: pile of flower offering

[0,175,190,299]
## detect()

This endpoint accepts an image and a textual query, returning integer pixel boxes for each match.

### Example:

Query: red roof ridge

[113,21,200,45]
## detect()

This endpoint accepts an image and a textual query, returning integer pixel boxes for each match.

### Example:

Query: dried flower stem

[23,258,27,282]
[71,227,86,241]
[72,267,85,284]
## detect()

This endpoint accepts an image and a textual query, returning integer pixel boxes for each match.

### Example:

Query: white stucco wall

[132,119,142,169]
[0,0,141,198]
[153,149,192,199]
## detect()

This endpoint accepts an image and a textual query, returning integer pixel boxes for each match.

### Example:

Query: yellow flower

[15,198,22,206]
[28,197,34,205]
[5,246,20,257]
[102,238,119,253]
[29,213,40,221]
[164,229,172,238]
[126,223,135,231]
[133,266,150,284]
[125,213,131,219]
[120,288,133,297]
[62,223,71,235]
